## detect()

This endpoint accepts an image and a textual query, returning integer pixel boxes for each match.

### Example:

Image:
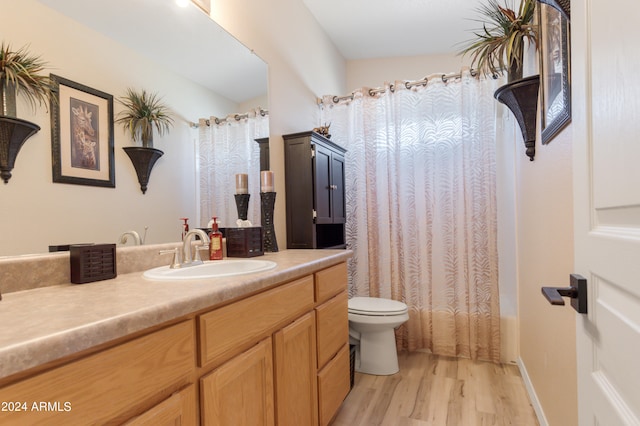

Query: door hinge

[311,145,315,158]
[313,209,317,219]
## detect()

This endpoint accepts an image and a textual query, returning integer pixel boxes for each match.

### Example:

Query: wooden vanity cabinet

[198,261,349,426]
[0,261,349,426]
[283,131,347,249]
[0,321,195,426]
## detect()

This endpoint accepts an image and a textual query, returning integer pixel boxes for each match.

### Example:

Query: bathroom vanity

[0,248,351,425]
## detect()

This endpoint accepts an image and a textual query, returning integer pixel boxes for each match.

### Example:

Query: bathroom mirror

[1,0,268,256]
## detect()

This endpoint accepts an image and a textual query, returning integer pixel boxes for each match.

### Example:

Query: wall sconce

[0,117,40,183]
[494,75,540,161]
[123,147,164,194]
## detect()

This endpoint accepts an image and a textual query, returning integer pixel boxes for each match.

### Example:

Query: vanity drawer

[315,262,348,303]
[316,290,348,368]
[317,344,350,426]
[199,275,315,367]
[0,321,194,425]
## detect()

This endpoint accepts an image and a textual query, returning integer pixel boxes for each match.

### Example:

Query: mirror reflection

[2,0,268,256]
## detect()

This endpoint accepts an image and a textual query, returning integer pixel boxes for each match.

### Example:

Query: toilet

[348,296,409,375]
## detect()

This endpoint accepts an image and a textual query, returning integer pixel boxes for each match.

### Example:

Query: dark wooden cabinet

[255,137,270,171]
[283,131,346,249]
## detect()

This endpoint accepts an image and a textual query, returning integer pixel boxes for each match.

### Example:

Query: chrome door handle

[541,274,588,314]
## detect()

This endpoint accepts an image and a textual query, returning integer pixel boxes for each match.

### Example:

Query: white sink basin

[143,259,277,281]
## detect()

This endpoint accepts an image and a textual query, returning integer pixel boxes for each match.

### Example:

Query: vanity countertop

[0,249,351,381]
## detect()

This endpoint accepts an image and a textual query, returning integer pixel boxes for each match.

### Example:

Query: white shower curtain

[198,109,268,228]
[320,70,502,362]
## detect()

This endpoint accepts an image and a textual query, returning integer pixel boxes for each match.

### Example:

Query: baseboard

[500,316,518,364]
[517,357,549,426]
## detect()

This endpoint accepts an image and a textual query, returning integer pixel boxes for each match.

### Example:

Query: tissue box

[224,227,263,258]
[70,243,117,284]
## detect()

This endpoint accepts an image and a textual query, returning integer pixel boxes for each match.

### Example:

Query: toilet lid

[348,297,408,316]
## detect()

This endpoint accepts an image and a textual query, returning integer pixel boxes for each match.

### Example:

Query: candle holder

[234,193,250,221]
[260,191,278,252]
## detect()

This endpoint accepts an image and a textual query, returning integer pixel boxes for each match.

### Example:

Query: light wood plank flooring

[330,350,539,426]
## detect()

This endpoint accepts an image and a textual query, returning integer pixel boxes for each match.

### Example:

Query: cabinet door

[274,312,318,426]
[330,151,346,223]
[0,321,194,425]
[313,144,333,224]
[124,385,196,426]
[201,338,274,426]
[317,344,351,426]
[316,291,349,368]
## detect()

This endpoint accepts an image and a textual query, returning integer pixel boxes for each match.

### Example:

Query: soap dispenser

[180,218,189,240]
[209,217,223,260]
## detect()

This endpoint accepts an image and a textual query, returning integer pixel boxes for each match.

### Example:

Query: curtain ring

[470,69,478,77]
[332,96,340,104]
[441,74,449,83]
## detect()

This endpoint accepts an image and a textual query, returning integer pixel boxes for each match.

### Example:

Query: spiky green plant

[0,42,52,116]
[116,88,174,148]
[458,0,537,81]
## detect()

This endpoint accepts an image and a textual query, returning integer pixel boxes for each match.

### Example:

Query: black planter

[0,116,41,183]
[494,75,540,161]
[123,146,163,194]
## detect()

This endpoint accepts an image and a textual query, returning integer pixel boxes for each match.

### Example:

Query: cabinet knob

[329,185,338,190]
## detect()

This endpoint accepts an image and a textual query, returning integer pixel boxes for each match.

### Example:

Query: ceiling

[38,0,487,102]
[302,0,484,60]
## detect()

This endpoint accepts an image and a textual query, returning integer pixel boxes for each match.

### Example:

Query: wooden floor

[330,351,539,426]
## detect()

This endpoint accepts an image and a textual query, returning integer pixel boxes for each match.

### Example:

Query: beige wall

[516,125,577,425]
[346,53,468,92]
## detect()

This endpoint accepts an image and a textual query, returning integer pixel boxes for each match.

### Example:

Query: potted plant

[116,88,173,148]
[0,42,51,183]
[459,0,540,161]
[116,88,174,194]
[458,0,537,82]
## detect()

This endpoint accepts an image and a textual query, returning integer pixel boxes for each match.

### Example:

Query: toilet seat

[348,296,408,316]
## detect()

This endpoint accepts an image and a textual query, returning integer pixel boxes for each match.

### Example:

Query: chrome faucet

[182,229,210,265]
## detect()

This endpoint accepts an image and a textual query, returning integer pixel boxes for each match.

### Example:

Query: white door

[573,0,640,424]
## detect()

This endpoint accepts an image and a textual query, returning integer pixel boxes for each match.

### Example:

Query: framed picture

[50,74,115,187]
[539,2,571,145]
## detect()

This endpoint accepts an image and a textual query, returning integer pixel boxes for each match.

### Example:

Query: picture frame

[539,2,571,145]
[50,74,115,187]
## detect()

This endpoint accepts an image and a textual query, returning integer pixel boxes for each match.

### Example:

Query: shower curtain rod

[189,107,268,128]
[321,68,480,104]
